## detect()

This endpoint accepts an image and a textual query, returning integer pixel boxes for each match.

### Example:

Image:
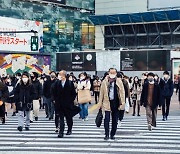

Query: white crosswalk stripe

[0,111,180,154]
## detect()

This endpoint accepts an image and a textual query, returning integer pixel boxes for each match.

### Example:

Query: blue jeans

[45,97,54,119]
[79,103,88,119]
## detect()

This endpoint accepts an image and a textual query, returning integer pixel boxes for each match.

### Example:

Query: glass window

[81,23,95,49]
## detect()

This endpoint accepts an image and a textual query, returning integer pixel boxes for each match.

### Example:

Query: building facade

[92,0,180,50]
[0,0,95,69]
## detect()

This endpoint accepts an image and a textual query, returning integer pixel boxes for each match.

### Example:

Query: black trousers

[58,112,73,135]
[104,109,118,137]
[94,91,100,104]
[132,100,140,115]
[162,97,171,117]
[119,110,125,121]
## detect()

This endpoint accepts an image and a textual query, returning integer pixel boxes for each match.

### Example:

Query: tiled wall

[0,0,95,70]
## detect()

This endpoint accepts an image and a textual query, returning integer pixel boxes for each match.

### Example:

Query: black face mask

[31,76,35,80]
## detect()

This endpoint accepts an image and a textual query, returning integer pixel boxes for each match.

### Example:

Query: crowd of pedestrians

[0,68,176,140]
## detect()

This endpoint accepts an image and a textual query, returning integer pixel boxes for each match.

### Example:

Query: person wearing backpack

[159,71,174,121]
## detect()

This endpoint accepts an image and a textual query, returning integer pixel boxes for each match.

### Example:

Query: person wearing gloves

[98,68,125,140]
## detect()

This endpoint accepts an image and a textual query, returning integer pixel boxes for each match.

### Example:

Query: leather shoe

[25,127,29,131]
[58,134,64,138]
[66,131,72,135]
[104,136,109,140]
[110,136,115,140]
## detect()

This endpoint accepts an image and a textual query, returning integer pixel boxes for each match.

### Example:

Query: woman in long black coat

[14,72,35,131]
[0,79,9,124]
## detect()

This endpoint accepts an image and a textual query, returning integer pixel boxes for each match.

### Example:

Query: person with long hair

[131,76,141,116]
[77,72,91,121]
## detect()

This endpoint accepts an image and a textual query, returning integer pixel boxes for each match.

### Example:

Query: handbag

[95,109,103,127]
[78,89,91,104]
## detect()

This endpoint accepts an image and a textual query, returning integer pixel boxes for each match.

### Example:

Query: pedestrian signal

[31,36,38,51]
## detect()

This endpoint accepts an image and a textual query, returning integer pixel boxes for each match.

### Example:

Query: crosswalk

[0,111,180,154]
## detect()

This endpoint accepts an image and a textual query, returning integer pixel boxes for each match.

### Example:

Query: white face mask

[22,78,28,83]
[7,79,11,83]
[80,76,85,80]
[109,74,116,79]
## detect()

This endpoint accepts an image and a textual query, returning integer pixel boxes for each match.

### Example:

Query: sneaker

[84,117,88,121]
[17,126,23,132]
[148,124,152,131]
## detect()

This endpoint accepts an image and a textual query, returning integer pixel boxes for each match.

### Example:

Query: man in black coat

[51,70,78,138]
[159,71,174,121]
[43,71,56,120]
[140,72,161,131]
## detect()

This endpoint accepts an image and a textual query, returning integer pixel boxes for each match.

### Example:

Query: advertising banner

[0,53,51,75]
[0,17,43,52]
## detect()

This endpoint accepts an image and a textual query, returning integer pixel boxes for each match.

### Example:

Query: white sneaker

[84,117,88,121]
[118,121,122,127]
[148,124,152,131]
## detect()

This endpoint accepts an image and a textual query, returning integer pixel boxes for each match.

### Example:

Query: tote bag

[78,89,91,104]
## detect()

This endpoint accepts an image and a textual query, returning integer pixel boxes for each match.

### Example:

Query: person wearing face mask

[140,72,161,131]
[77,72,91,121]
[30,72,42,122]
[93,76,101,104]
[159,71,174,121]
[14,72,35,131]
[51,70,79,138]
[98,68,125,140]
[131,76,142,116]
[5,76,16,116]
[43,71,57,120]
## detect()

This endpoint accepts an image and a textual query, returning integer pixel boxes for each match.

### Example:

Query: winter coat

[140,82,161,110]
[98,77,125,111]
[32,79,42,100]
[51,80,78,117]
[159,78,174,98]
[93,80,101,92]
[0,82,9,117]
[43,79,56,98]
[14,81,35,111]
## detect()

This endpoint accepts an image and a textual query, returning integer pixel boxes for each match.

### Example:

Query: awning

[89,9,180,25]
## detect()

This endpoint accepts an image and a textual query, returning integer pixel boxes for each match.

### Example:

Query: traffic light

[31,36,39,51]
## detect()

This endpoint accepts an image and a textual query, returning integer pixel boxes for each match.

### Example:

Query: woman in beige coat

[98,68,125,140]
